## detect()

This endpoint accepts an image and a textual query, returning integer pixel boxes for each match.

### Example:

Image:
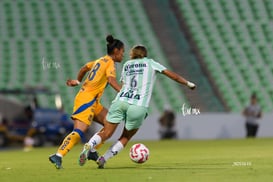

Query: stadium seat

[4,0,272,113]
[219,0,240,23]
[176,0,273,112]
[264,0,273,19]
[0,0,191,113]
[249,0,268,21]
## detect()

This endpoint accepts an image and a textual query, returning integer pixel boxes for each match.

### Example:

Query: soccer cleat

[96,156,106,169]
[78,143,91,166]
[87,151,99,161]
[49,154,62,169]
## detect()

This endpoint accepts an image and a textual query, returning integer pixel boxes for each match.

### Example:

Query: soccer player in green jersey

[78,45,196,168]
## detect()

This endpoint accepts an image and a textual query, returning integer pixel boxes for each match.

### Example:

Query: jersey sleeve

[105,60,116,78]
[150,59,167,73]
[85,61,95,70]
[120,63,126,82]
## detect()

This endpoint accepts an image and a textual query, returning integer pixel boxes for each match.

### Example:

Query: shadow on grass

[101,163,229,170]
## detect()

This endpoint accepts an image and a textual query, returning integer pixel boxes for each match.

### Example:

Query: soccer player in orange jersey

[49,35,124,169]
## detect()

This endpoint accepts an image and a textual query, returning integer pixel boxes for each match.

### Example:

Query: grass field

[0,138,273,182]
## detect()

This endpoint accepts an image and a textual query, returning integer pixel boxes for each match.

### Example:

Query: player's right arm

[150,59,196,90]
[66,62,94,87]
[162,69,196,90]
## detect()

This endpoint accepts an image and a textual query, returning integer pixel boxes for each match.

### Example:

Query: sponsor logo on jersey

[124,63,147,71]
[119,90,140,100]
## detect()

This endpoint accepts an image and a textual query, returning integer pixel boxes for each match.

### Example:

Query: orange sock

[57,131,80,157]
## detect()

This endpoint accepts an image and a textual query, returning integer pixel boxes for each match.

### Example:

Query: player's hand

[66,79,80,87]
[187,81,196,90]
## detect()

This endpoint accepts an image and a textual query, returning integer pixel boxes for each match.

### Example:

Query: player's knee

[73,129,86,142]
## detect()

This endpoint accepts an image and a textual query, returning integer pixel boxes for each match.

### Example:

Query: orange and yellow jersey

[71,55,116,125]
[81,55,116,95]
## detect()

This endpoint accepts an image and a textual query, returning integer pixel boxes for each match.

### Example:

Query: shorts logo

[88,115,94,121]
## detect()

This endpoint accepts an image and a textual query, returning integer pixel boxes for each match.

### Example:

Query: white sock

[56,153,63,158]
[103,141,124,161]
[87,133,102,151]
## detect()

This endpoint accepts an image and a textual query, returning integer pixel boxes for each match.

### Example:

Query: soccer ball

[129,143,149,163]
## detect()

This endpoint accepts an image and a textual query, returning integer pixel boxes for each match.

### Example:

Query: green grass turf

[0,138,273,182]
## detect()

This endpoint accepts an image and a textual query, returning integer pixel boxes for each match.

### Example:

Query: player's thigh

[93,103,107,126]
[125,105,148,130]
[72,92,97,126]
[106,100,127,124]
[73,119,89,132]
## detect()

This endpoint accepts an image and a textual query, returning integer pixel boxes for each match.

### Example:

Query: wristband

[76,80,81,85]
[187,81,195,88]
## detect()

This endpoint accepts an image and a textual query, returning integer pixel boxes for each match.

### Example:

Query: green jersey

[114,57,166,107]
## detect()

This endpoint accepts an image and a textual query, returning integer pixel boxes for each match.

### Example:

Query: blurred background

[0,0,272,148]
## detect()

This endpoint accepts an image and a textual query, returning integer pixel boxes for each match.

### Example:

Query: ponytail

[106,35,124,54]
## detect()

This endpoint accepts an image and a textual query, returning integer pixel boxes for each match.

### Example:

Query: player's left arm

[107,76,121,92]
[162,69,196,90]
[106,62,121,92]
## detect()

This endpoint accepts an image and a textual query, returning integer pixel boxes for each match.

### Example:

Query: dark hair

[130,45,147,59]
[106,35,124,54]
